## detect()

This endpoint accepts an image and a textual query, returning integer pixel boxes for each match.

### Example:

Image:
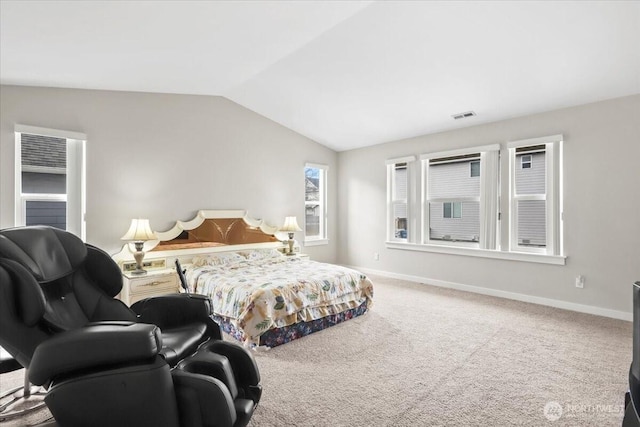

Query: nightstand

[120,268,179,306]
[287,253,310,260]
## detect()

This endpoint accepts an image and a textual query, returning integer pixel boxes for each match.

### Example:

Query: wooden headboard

[113,210,287,270]
[154,217,279,251]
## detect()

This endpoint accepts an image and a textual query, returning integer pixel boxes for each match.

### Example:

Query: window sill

[385,242,566,265]
[304,238,329,247]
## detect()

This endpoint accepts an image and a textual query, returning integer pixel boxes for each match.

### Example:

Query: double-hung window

[304,163,328,245]
[15,125,86,240]
[508,135,562,255]
[386,156,415,241]
[421,145,499,249]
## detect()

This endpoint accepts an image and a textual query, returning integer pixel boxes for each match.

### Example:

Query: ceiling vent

[452,111,476,120]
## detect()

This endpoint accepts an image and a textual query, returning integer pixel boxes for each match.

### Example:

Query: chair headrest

[0,226,87,282]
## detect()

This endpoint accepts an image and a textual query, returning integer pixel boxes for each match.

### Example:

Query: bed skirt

[213,299,370,348]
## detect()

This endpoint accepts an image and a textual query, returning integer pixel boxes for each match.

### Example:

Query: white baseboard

[349,265,632,322]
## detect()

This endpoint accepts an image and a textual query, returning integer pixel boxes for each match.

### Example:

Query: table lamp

[280,216,302,255]
[121,218,157,275]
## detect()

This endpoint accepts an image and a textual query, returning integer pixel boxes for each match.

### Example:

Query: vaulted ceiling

[1,1,639,151]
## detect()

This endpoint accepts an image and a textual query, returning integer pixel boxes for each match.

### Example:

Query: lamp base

[287,235,295,255]
[132,244,147,275]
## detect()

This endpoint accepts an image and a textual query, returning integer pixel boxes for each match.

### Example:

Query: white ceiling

[1,1,639,151]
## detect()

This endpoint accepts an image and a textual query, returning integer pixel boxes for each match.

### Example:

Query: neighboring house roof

[305,177,319,201]
[21,133,66,170]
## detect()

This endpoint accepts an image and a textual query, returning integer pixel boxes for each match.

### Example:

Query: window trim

[304,162,328,245]
[386,241,566,265]
[15,125,86,240]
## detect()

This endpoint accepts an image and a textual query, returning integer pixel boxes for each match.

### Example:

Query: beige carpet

[0,275,632,426]
[0,373,51,426]
[247,275,631,426]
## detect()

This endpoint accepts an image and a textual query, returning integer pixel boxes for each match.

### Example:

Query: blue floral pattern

[214,299,370,348]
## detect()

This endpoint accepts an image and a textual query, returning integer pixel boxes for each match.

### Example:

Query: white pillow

[191,252,246,267]
[240,248,284,261]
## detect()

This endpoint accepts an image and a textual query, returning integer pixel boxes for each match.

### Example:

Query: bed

[186,248,373,348]
[113,210,374,348]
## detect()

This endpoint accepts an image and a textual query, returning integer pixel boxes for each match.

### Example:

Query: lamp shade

[280,216,302,232]
[121,218,157,241]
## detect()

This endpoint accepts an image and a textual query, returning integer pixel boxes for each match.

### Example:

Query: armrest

[132,294,218,334]
[29,321,162,386]
[203,341,260,386]
[172,370,237,427]
[203,340,262,404]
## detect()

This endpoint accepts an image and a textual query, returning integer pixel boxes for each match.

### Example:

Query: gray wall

[0,85,338,261]
[2,85,639,316]
[337,95,640,314]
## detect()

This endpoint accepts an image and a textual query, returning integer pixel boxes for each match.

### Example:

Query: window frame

[304,163,328,246]
[508,135,562,256]
[386,156,415,242]
[420,144,499,249]
[15,125,86,240]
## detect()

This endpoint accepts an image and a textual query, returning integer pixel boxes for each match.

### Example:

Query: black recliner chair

[623,281,640,426]
[0,225,261,427]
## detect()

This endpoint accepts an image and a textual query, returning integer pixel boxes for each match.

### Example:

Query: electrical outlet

[373,252,379,261]
[575,275,585,288]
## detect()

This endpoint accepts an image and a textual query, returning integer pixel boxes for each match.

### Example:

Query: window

[386,156,415,241]
[425,153,480,244]
[304,163,328,244]
[15,125,86,239]
[392,163,408,238]
[443,202,462,219]
[508,135,562,255]
[422,145,499,247]
[386,137,563,264]
[470,161,480,177]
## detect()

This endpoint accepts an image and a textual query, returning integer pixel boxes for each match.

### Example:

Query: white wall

[337,95,640,315]
[0,85,338,261]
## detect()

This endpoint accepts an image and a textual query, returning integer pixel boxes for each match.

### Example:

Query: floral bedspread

[186,255,374,347]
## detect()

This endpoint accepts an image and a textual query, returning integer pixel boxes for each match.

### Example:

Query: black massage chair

[0,225,261,427]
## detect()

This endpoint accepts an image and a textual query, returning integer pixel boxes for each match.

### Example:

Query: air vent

[452,111,476,120]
